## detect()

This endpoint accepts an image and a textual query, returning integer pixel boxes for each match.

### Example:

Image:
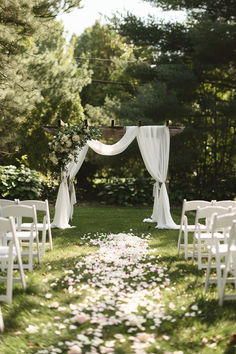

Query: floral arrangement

[49,121,101,174]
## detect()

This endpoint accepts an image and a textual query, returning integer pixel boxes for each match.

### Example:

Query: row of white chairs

[0,199,53,331]
[177,199,236,306]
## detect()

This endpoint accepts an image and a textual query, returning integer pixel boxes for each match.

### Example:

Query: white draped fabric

[137,126,178,228]
[52,126,178,229]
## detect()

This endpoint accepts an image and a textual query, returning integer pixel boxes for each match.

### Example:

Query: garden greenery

[0,165,59,201]
[96,177,154,206]
[49,122,101,174]
[0,165,43,200]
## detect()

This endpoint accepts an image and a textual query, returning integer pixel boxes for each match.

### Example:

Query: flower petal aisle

[34,233,194,354]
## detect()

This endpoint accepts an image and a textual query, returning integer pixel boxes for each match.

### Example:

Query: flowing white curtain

[52,127,138,228]
[52,126,177,229]
[137,126,178,229]
[87,126,138,155]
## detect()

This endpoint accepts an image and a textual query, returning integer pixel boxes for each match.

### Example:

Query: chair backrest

[212,212,236,234]
[0,216,16,233]
[0,199,17,207]
[19,200,51,225]
[214,200,236,208]
[183,200,212,212]
[195,206,230,231]
[196,206,229,221]
[0,216,19,248]
[20,200,47,212]
[180,199,213,226]
[1,205,37,231]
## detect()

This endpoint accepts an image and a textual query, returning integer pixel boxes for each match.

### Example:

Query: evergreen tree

[113,0,236,200]
[0,0,83,168]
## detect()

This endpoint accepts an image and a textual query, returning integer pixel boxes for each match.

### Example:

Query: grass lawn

[0,205,235,354]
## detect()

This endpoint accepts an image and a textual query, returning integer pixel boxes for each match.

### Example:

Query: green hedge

[0,165,58,201]
[96,177,154,206]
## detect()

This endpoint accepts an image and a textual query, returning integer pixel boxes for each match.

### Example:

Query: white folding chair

[204,212,236,299]
[219,221,236,305]
[213,200,236,208]
[0,216,26,304]
[177,200,212,259]
[192,206,229,270]
[19,200,53,256]
[1,205,40,271]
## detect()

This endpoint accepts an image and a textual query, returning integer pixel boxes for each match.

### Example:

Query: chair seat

[6,231,37,240]
[194,232,224,240]
[185,224,207,231]
[209,244,236,255]
[21,222,49,231]
[0,246,17,258]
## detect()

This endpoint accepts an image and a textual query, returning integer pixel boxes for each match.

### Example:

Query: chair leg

[0,307,4,332]
[184,230,188,259]
[215,254,223,300]
[204,251,212,294]
[177,227,183,255]
[198,238,202,270]
[41,228,46,256]
[192,235,196,264]
[219,256,228,306]
[6,245,14,304]
[35,233,40,264]
[14,239,26,290]
[48,225,53,251]
[28,239,33,272]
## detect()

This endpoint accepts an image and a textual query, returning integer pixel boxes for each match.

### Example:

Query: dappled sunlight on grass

[0,206,235,353]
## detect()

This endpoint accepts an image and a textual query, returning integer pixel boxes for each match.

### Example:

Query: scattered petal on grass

[67,345,82,354]
[26,325,39,334]
[34,232,195,354]
[162,335,170,341]
[76,313,89,324]
[48,302,59,309]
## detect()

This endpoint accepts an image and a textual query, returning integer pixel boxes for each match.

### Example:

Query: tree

[18,21,91,172]
[112,0,236,201]
[0,0,83,167]
[73,21,142,109]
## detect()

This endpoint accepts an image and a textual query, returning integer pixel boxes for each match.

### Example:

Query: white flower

[61,135,68,142]
[191,305,198,311]
[72,135,80,142]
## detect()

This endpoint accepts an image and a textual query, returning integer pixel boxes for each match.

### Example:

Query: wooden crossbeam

[43,120,184,138]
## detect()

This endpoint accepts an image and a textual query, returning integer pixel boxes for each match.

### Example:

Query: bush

[0,165,58,201]
[96,177,154,206]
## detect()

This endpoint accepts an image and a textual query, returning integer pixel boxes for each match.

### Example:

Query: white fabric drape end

[143,218,156,223]
[69,180,76,220]
[52,178,71,228]
[51,223,76,229]
[155,183,179,229]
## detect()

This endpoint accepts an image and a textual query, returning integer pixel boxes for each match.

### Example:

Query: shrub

[0,165,58,201]
[96,177,154,206]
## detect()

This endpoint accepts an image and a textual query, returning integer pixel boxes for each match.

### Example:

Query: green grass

[0,205,235,354]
